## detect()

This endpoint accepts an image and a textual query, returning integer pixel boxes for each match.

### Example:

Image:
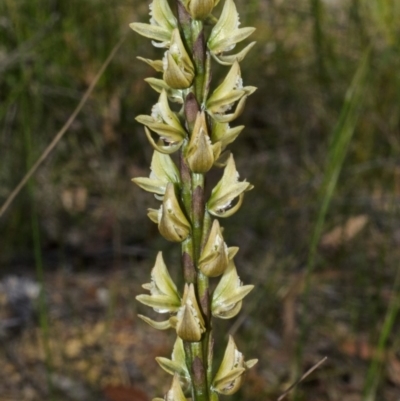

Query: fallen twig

[277,356,327,401]
[0,35,127,219]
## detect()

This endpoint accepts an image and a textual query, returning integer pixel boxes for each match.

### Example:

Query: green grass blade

[293,48,371,395]
[362,257,400,399]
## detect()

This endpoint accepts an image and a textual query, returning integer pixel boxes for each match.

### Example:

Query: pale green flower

[208,0,255,64]
[211,257,254,319]
[163,29,195,89]
[136,252,180,313]
[186,112,221,173]
[207,154,253,217]
[148,183,191,242]
[133,150,180,199]
[199,219,232,277]
[176,283,206,342]
[206,61,256,123]
[212,336,258,395]
[130,0,177,48]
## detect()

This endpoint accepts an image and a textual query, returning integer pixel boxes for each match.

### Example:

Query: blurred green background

[1,0,400,400]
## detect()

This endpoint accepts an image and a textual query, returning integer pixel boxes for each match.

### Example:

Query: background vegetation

[0,0,400,400]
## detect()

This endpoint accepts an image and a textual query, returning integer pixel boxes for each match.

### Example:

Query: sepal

[211,122,244,150]
[145,78,184,103]
[137,57,164,72]
[138,314,173,330]
[165,374,188,401]
[212,42,256,65]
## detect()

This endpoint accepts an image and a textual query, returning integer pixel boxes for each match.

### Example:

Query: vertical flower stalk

[131,0,257,400]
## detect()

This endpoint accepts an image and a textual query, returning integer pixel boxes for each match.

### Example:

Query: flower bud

[207,154,253,218]
[184,0,216,20]
[199,219,229,277]
[211,257,254,319]
[163,29,195,89]
[186,112,219,173]
[158,183,191,242]
[176,283,206,342]
[136,252,181,313]
[212,336,257,395]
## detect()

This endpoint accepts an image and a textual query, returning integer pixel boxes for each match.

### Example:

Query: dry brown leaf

[321,215,369,248]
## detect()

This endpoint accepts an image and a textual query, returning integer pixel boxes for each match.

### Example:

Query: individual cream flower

[129,0,177,48]
[198,219,232,277]
[207,154,253,217]
[133,150,180,199]
[148,183,191,242]
[163,29,195,89]
[186,112,221,173]
[208,0,255,64]
[211,258,254,319]
[156,338,191,392]
[212,336,258,395]
[206,61,256,123]
[176,283,206,342]
[136,90,187,154]
[136,252,181,313]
